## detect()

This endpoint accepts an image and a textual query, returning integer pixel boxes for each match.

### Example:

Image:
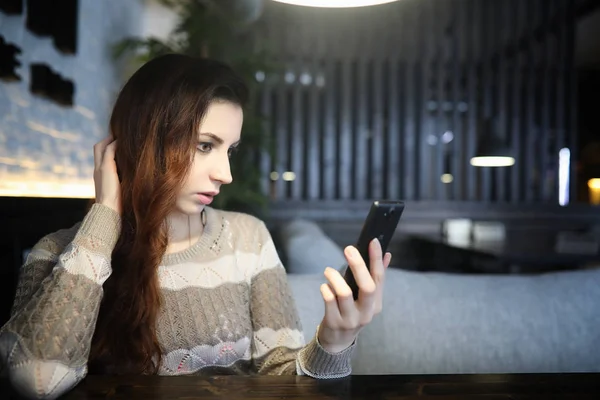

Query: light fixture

[558,148,570,206]
[588,178,600,189]
[470,156,515,167]
[272,0,398,8]
[282,171,296,181]
[470,118,515,167]
[440,173,454,184]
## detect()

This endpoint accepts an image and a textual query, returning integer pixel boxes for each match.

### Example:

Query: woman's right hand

[93,135,121,214]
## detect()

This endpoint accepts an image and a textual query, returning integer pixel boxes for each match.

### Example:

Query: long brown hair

[88,54,248,374]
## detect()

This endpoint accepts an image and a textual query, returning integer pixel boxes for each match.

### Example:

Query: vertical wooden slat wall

[510,0,524,204]
[465,0,478,202]
[255,0,578,204]
[418,0,433,200]
[480,0,492,202]
[402,2,417,201]
[566,0,578,205]
[496,0,508,202]
[433,0,445,200]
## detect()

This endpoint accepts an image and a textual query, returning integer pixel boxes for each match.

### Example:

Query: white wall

[0,0,181,198]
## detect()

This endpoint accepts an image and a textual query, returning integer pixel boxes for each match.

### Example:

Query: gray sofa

[278,219,600,374]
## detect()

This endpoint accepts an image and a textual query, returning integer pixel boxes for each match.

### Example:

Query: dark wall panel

[255,0,579,204]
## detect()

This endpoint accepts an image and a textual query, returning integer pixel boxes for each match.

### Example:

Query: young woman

[0,54,391,399]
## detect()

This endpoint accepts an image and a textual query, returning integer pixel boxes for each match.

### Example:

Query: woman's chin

[173,202,205,216]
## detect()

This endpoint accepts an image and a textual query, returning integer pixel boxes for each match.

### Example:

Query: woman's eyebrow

[198,132,241,147]
[198,132,224,145]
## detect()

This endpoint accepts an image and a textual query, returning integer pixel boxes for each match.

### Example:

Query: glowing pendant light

[470,118,515,168]
[272,0,398,8]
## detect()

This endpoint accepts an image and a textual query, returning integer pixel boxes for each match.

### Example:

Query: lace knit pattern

[0,204,355,399]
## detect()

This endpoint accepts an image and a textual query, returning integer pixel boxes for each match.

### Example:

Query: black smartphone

[343,200,405,300]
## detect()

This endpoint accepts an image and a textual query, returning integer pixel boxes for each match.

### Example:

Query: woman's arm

[0,204,120,400]
[249,221,355,378]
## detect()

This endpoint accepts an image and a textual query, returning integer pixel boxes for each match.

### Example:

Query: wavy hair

[88,54,248,374]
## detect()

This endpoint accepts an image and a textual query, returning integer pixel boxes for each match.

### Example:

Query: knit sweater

[0,204,355,399]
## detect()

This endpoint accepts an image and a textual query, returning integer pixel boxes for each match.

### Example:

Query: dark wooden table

[4,373,600,399]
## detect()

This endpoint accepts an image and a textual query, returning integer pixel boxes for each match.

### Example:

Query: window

[0,36,22,82]
[30,63,75,106]
[26,0,78,54]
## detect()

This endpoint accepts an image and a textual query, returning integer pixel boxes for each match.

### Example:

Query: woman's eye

[197,142,213,153]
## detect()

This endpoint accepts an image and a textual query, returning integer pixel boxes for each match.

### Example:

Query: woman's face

[175,100,243,215]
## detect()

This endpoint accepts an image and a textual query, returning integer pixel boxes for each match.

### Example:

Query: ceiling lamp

[272,0,398,8]
[470,118,515,168]
[470,155,515,167]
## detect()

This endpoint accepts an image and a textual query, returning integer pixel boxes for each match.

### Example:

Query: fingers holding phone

[373,248,392,315]
[321,267,352,324]
[343,201,404,300]
[317,201,402,353]
[317,239,391,353]
[345,239,391,314]
[346,241,378,315]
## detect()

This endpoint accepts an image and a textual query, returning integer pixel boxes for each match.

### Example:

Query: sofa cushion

[287,267,600,374]
[278,219,347,274]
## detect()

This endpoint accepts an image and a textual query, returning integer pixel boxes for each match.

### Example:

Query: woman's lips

[196,193,214,205]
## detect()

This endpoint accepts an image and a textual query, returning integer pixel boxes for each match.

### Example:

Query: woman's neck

[164,210,205,254]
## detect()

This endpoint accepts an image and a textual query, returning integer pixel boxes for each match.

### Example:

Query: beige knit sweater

[0,204,355,399]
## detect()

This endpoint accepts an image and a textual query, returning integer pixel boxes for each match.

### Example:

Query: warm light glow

[272,0,398,8]
[440,173,453,183]
[470,156,515,167]
[0,176,95,198]
[588,179,600,205]
[588,178,600,190]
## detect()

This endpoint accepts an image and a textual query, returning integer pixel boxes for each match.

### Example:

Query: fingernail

[346,246,357,258]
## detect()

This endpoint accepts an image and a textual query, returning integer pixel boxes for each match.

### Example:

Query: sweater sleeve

[249,221,355,378]
[0,204,120,400]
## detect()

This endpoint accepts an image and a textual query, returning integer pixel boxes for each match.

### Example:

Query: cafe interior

[0,0,599,397]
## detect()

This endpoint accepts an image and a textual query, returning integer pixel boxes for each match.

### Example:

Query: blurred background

[1,0,600,325]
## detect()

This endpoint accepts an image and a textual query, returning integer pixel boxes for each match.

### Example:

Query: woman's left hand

[317,238,392,353]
